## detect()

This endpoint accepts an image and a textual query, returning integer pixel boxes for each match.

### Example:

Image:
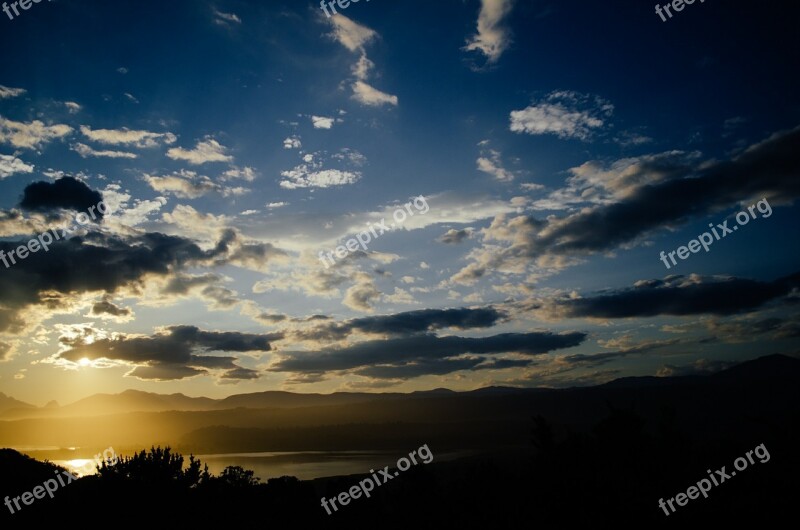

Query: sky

[1,0,799,405]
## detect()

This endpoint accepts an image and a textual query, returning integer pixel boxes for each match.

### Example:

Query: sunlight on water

[54,459,98,477]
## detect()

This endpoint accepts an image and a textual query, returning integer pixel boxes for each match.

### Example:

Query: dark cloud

[355,358,486,378]
[57,325,280,381]
[19,177,105,219]
[438,228,472,244]
[127,364,207,381]
[708,316,800,342]
[0,229,242,333]
[91,299,131,318]
[472,127,800,268]
[546,272,800,319]
[270,331,587,375]
[656,359,738,377]
[473,358,534,370]
[296,307,507,341]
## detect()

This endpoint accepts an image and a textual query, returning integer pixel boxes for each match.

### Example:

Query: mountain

[0,354,796,454]
[1,353,797,422]
[0,392,35,415]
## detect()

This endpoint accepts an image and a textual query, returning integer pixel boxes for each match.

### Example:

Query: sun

[78,358,92,367]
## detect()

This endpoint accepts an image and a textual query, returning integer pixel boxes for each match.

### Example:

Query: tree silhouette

[218,465,259,487]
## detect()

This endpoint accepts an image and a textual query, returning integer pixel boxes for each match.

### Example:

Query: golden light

[78,358,92,367]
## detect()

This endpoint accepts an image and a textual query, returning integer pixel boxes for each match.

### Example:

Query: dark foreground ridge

[0,354,797,528]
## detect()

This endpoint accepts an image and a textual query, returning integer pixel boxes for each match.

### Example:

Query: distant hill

[0,392,35,415]
[0,354,797,454]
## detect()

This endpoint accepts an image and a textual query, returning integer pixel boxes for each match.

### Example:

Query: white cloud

[64,101,82,114]
[72,142,138,159]
[351,81,398,107]
[80,125,177,147]
[214,10,241,25]
[283,136,302,149]
[143,170,219,198]
[328,14,377,52]
[166,138,233,165]
[311,116,335,129]
[280,168,361,189]
[510,91,614,141]
[333,148,367,166]
[476,149,515,182]
[100,183,167,226]
[0,85,26,99]
[0,116,72,149]
[266,202,288,209]
[222,166,257,182]
[463,0,515,65]
[352,54,374,81]
[0,154,34,179]
[124,93,140,104]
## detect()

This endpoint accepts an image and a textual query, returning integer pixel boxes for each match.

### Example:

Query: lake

[53,449,471,481]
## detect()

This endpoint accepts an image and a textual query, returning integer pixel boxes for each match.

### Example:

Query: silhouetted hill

[1,354,797,455]
[0,393,35,415]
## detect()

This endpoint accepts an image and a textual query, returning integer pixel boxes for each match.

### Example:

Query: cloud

[283,136,301,149]
[279,166,360,189]
[166,138,233,165]
[64,102,82,114]
[221,166,257,182]
[0,224,257,334]
[325,15,396,108]
[328,14,377,52]
[438,228,473,244]
[540,272,800,320]
[0,85,26,99]
[707,316,800,343]
[79,125,176,148]
[476,148,515,181]
[510,91,614,141]
[90,298,134,322]
[0,154,34,179]
[19,177,104,218]
[457,127,800,273]
[352,54,374,80]
[269,331,587,376]
[143,170,219,198]
[311,116,334,129]
[532,150,700,211]
[295,307,507,341]
[214,9,241,25]
[72,142,138,159]
[463,0,515,66]
[0,116,72,149]
[351,81,398,107]
[342,271,382,312]
[656,359,737,377]
[56,325,278,381]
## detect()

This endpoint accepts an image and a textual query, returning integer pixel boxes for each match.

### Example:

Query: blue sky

[1,0,799,404]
